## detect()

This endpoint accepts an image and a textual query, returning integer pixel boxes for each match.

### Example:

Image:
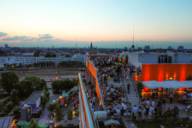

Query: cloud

[39,34,52,39]
[39,34,53,41]
[0,33,55,42]
[0,32,7,37]
[2,36,36,42]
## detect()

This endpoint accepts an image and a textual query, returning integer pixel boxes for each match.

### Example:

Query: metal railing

[79,73,100,128]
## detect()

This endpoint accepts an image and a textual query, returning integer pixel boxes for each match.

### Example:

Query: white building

[0,54,85,68]
[126,52,192,68]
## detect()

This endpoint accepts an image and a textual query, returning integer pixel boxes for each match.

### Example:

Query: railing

[79,73,99,128]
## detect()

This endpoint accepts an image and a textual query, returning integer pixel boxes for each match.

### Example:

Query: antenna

[131,25,135,49]
[132,25,135,45]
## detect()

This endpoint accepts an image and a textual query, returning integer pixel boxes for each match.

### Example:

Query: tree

[29,119,38,128]
[137,82,144,97]
[1,72,19,94]
[40,79,47,89]
[55,103,63,121]
[48,102,63,121]
[19,79,33,98]
[41,87,50,108]
[67,109,73,120]
[52,80,63,94]
[24,76,46,90]
[48,103,57,112]
[13,106,20,119]
[10,89,20,104]
[52,79,77,94]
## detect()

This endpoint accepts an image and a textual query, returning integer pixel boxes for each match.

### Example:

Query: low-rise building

[0,54,85,68]
[0,116,14,128]
[20,91,42,121]
[127,51,192,68]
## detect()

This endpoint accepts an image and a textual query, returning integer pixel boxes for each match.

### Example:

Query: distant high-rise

[4,44,9,48]
[130,26,135,51]
[131,31,135,49]
[89,42,97,54]
[90,42,93,49]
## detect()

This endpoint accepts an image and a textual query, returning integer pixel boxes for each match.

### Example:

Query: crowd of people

[131,99,156,120]
[130,98,181,120]
[79,53,192,128]
[86,54,184,122]
[87,55,131,118]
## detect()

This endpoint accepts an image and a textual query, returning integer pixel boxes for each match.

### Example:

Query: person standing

[127,83,130,94]
[138,106,142,120]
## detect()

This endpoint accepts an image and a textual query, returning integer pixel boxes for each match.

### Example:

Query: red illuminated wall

[86,60,97,79]
[86,60,102,100]
[142,64,192,81]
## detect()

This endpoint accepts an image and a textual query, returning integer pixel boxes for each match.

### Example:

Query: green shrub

[67,109,73,120]
[52,79,78,94]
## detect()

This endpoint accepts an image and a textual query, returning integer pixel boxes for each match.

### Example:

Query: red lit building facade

[142,64,192,81]
[127,52,192,82]
[126,52,192,97]
[86,60,104,106]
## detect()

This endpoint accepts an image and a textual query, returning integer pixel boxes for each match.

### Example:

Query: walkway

[38,104,50,125]
[127,79,140,107]
[38,93,59,125]
[122,118,137,128]
[123,71,140,107]
[122,70,139,128]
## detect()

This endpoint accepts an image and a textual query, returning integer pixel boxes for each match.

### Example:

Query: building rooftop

[0,116,13,128]
[143,80,192,89]
[23,91,42,105]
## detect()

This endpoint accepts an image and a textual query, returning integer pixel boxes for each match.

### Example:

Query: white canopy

[143,81,192,89]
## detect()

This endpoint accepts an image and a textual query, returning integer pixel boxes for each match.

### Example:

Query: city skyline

[0,0,192,47]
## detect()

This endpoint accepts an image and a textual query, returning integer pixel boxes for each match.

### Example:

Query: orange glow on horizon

[1,30,192,42]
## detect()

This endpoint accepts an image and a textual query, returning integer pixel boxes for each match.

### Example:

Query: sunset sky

[0,0,192,47]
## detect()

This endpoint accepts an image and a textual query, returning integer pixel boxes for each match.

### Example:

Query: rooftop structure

[0,116,13,128]
[22,91,42,106]
[127,51,192,68]
[20,91,42,120]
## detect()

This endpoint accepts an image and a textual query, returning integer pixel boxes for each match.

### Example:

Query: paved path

[127,79,140,107]
[38,93,59,125]
[38,104,50,125]
[122,118,137,128]
[123,71,140,107]
[122,71,139,128]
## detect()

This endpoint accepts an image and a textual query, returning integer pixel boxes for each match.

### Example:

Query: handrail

[79,73,99,128]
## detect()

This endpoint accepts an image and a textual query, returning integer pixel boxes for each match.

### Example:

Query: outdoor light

[72,110,76,118]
